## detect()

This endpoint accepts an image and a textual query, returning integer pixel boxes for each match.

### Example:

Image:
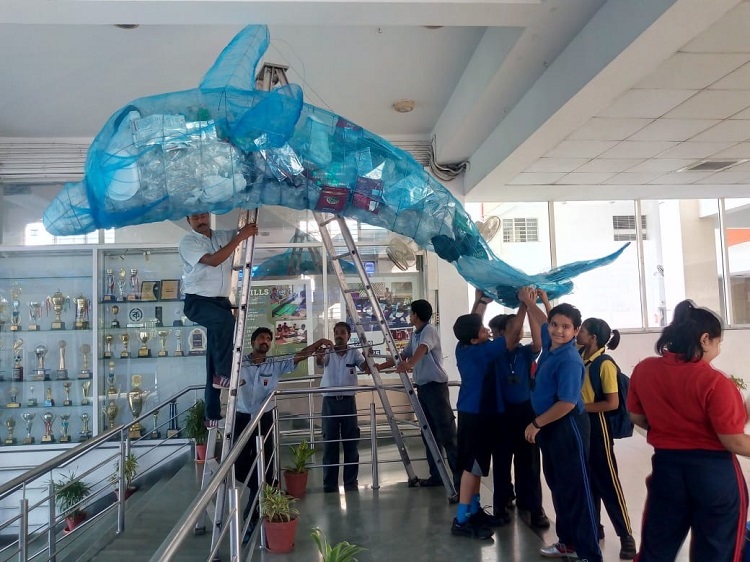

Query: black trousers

[416,381,461,488]
[588,411,632,538]
[538,409,602,562]
[183,293,235,420]
[321,395,360,488]
[234,411,275,522]
[638,449,748,562]
[493,400,543,515]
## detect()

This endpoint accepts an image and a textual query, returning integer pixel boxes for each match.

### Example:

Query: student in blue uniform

[316,321,368,493]
[524,296,602,562]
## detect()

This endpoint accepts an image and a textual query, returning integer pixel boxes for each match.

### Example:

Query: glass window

[721,198,750,325]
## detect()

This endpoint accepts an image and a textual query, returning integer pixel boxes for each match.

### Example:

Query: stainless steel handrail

[0,384,202,500]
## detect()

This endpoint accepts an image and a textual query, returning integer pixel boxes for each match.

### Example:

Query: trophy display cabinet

[0,247,97,448]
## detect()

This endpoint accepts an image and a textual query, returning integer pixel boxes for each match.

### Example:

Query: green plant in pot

[184,399,209,461]
[311,527,366,562]
[53,471,91,533]
[109,452,139,500]
[261,483,299,553]
[283,440,315,498]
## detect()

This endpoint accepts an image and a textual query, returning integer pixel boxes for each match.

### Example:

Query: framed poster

[140,281,160,301]
[160,279,181,301]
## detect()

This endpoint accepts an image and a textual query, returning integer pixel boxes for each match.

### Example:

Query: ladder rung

[343,288,361,294]
[332,251,353,260]
[317,215,338,228]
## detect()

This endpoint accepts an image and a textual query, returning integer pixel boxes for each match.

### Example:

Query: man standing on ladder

[179,212,259,427]
[377,299,461,497]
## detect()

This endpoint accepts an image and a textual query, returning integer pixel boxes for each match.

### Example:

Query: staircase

[59,456,221,562]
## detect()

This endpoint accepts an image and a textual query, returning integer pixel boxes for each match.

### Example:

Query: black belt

[325,395,353,401]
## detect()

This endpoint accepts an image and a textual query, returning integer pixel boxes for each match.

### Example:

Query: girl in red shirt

[627,300,749,562]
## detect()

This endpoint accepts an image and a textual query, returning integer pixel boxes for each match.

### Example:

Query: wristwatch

[531,419,541,429]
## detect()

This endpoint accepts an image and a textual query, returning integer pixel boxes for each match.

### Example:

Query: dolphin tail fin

[199,25,270,92]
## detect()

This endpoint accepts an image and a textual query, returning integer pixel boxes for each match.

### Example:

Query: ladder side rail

[322,214,456,496]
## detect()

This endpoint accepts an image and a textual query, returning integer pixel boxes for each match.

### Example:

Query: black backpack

[588,354,634,439]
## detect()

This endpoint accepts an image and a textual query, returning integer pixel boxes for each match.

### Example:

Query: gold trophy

[106,361,118,395]
[116,268,127,302]
[44,386,55,407]
[12,339,23,381]
[59,414,71,443]
[80,380,91,405]
[120,333,130,358]
[33,343,50,381]
[28,301,42,331]
[73,295,90,330]
[5,417,17,445]
[27,385,37,407]
[104,399,119,430]
[137,330,152,358]
[79,413,91,441]
[78,344,92,379]
[10,282,21,332]
[56,340,69,380]
[62,381,73,406]
[157,329,170,357]
[127,374,146,439]
[7,387,20,408]
[174,330,184,357]
[22,412,35,444]
[41,412,56,443]
[103,334,113,359]
[111,305,121,329]
[150,409,161,439]
[48,290,68,330]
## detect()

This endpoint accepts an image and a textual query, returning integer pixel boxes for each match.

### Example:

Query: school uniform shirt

[401,323,449,385]
[530,324,585,415]
[627,351,747,450]
[179,229,235,297]
[581,347,618,404]
[320,348,365,397]
[455,336,507,414]
[500,343,535,405]
[237,356,296,416]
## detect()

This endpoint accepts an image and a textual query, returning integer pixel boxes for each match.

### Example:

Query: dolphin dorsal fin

[200,25,270,92]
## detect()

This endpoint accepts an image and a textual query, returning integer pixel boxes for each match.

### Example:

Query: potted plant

[261,483,299,553]
[184,399,209,461]
[283,440,315,498]
[109,452,139,500]
[311,527,366,562]
[53,471,91,533]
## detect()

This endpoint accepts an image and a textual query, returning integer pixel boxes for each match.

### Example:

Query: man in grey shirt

[378,299,460,495]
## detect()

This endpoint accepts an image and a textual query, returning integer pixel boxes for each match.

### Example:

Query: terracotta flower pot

[263,517,299,553]
[64,512,86,533]
[195,443,208,462]
[283,470,308,499]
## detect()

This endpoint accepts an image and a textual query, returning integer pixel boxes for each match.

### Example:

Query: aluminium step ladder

[313,212,456,497]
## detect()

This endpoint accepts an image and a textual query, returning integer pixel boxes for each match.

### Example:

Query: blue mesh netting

[43,25,627,307]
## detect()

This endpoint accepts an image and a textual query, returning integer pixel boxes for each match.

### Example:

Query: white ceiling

[2,0,750,214]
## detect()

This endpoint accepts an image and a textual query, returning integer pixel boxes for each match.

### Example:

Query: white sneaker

[540,542,577,558]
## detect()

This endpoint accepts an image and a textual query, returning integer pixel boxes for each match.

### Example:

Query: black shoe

[619,535,636,560]
[451,517,493,539]
[344,482,358,492]
[323,485,338,493]
[448,494,459,504]
[470,507,508,527]
[531,511,550,529]
[491,507,511,526]
[418,477,443,487]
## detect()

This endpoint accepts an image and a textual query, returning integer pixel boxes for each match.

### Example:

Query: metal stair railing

[0,383,204,562]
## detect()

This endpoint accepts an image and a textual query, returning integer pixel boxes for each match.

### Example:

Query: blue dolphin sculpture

[43,25,627,307]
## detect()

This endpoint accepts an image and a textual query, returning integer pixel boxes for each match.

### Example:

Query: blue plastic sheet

[43,25,627,307]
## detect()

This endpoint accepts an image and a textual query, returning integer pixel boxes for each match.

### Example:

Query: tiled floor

[242,429,709,561]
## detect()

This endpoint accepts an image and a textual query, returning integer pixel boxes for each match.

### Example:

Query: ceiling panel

[690,120,750,143]
[627,118,718,142]
[556,172,617,184]
[680,3,750,54]
[508,172,567,185]
[712,142,750,159]
[695,171,750,184]
[597,89,696,119]
[574,158,643,173]
[626,158,697,173]
[636,53,750,90]
[567,117,651,141]
[665,90,750,119]
[649,171,715,185]
[525,158,589,173]
[710,62,750,90]
[603,172,664,185]
[545,140,617,159]
[655,141,735,159]
[599,141,677,159]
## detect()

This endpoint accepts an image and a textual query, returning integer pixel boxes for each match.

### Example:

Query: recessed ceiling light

[393,99,415,113]
[114,24,140,30]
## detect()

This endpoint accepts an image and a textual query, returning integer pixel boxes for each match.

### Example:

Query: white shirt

[402,323,448,385]
[320,347,365,397]
[179,229,234,297]
[237,355,296,416]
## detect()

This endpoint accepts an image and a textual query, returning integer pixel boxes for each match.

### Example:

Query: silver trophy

[73,295,90,330]
[41,412,56,443]
[174,330,184,357]
[34,343,49,380]
[78,344,92,379]
[104,268,116,301]
[9,282,21,332]
[28,301,42,331]
[22,412,35,444]
[56,340,69,380]
[27,385,37,407]
[129,268,140,300]
[116,268,127,301]
[103,334,113,359]
[106,361,118,395]
[59,414,71,443]
[62,381,73,406]
[12,339,23,381]
[80,380,91,405]
[79,413,91,441]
